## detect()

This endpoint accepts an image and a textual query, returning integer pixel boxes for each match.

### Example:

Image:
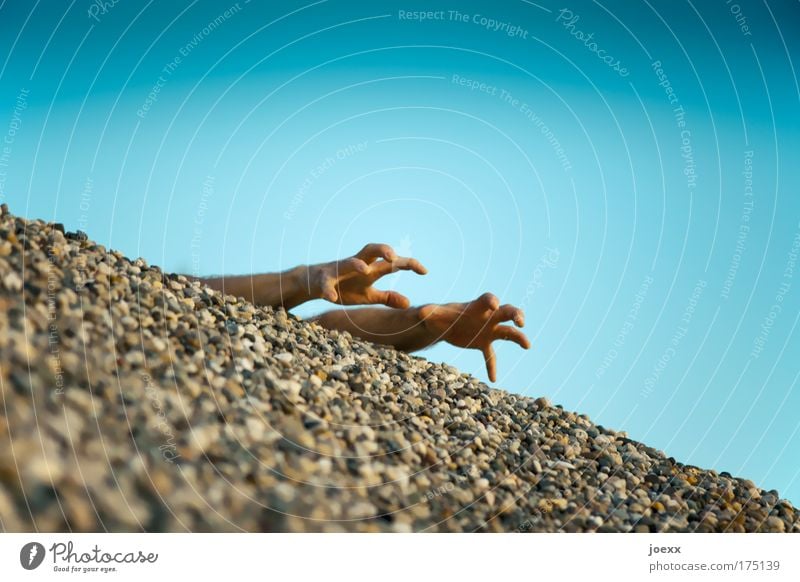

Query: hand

[418,293,530,382]
[309,243,428,308]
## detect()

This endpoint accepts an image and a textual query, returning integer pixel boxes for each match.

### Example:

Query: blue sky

[2,0,799,505]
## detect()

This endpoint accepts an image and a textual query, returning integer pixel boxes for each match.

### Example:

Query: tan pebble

[3,271,22,291]
[766,516,785,532]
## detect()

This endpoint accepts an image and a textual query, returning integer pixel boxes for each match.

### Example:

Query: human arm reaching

[196,243,427,311]
[312,292,530,382]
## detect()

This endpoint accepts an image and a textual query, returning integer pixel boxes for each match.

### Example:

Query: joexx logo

[20,542,46,570]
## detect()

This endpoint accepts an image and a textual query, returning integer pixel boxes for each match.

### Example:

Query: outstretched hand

[309,243,428,308]
[418,293,530,382]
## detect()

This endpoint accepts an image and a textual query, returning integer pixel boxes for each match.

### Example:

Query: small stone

[0,205,796,535]
[66,230,88,241]
[595,434,612,446]
[275,352,293,366]
[766,516,785,532]
[3,270,22,291]
[329,369,348,381]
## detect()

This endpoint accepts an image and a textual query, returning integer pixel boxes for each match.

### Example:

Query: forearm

[312,307,439,352]
[197,265,317,310]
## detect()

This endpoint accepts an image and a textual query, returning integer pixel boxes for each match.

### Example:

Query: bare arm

[313,307,434,352]
[313,293,530,382]
[195,243,427,311]
[199,266,313,310]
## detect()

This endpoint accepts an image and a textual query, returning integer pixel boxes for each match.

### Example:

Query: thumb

[483,345,497,382]
[321,278,338,302]
[371,289,410,309]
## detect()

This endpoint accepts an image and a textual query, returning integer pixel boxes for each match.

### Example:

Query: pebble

[3,270,22,291]
[766,516,785,532]
[0,205,797,533]
[274,352,293,366]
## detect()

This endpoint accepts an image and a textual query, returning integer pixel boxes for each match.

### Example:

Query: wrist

[285,264,317,306]
[416,304,434,326]
[415,304,438,340]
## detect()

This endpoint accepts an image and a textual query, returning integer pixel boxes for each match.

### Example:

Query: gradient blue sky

[2,0,799,505]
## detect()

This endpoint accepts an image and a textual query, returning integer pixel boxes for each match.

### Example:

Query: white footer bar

[1,533,797,581]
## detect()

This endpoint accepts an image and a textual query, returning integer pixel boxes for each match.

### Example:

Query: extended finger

[492,304,525,327]
[494,325,531,349]
[474,292,500,313]
[356,243,397,263]
[336,257,369,275]
[402,257,428,275]
[320,277,338,303]
[368,288,410,309]
[368,257,428,277]
[483,345,497,382]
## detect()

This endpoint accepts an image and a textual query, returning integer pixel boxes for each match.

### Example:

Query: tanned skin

[198,243,529,382]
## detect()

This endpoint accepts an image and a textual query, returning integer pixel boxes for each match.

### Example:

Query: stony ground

[0,205,797,533]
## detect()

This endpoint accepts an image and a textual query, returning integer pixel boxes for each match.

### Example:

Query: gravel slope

[0,205,797,532]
